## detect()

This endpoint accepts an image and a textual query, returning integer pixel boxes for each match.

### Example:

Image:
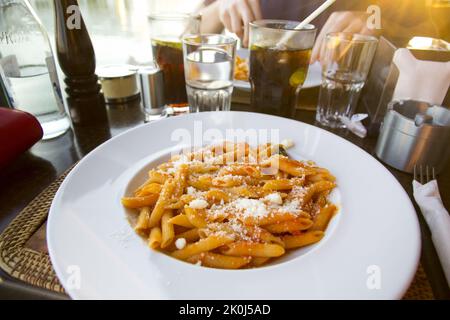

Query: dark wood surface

[0,88,449,299]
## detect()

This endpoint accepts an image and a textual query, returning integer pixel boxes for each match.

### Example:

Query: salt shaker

[138,66,166,122]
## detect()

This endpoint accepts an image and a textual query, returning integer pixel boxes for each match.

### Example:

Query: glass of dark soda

[249,20,316,118]
[149,13,201,113]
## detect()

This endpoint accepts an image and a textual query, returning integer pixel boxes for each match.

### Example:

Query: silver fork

[413,164,436,184]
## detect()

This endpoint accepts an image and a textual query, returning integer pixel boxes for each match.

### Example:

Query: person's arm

[310,11,379,63]
[198,0,262,47]
[199,1,223,34]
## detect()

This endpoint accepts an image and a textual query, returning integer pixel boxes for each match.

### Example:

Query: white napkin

[413,180,450,286]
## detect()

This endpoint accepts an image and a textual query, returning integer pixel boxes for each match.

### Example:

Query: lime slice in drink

[289,69,306,87]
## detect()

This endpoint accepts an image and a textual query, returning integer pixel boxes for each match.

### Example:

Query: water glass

[182,34,237,113]
[249,20,317,118]
[316,32,378,128]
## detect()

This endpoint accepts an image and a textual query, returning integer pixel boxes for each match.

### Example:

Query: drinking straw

[276,0,336,48]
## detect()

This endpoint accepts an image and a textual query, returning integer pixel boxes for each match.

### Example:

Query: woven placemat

[0,165,73,294]
[0,165,435,299]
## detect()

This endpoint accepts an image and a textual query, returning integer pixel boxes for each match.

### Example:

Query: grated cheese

[228,219,252,241]
[175,238,187,250]
[234,198,268,219]
[187,186,196,195]
[189,199,209,209]
[280,199,301,213]
[264,193,283,205]
[187,186,204,198]
[167,154,191,174]
[281,139,294,149]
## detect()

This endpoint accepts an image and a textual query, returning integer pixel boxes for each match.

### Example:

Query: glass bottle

[0,57,13,106]
[0,0,70,139]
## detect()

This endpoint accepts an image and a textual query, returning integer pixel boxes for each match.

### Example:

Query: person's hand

[311,11,378,63]
[219,0,262,47]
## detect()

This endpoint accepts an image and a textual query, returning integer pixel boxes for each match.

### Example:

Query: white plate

[47,112,420,300]
[234,48,322,91]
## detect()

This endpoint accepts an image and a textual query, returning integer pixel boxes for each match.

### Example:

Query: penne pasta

[148,170,170,184]
[148,178,176,228]
[188,175,213,191]
[171,234,234,260]
[228,186,266,198]
[263,179,293,191]
[212,176,245,188]
[282,231,325,249]
[169,214,195,228]
[184,207,208,228]
[187,252,252,269]
[257,229,285,247]
[250,257,271,267]
[258,144,278,161]
[219,164,261,178]
[264,218,313,234]
[148,227,162,249]
[188,164,219,174]
[135,206,151,234]
[134,183,162,197]
[205,189,230,204]
[301,181,336,204]
[161,210,174,248]
[307,172,336,183]
[311,204,337,231]
[122,140,337,269]
[121,194,159,209]
[164,200,185,210]
[175,228,200,242]
[173,164,188,198]
[221,242,285,257]
[239,211,302,226]
[274,155,317,177]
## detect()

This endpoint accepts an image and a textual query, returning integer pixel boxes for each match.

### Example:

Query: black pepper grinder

[54,0,108,126]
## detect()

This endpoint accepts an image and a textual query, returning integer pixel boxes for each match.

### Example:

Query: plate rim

[47,111,421,299]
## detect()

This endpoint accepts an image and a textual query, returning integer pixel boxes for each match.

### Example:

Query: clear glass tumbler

[249,20,317,118]
[316,32,378,128]
[182,34,237,113]
[149,13,201,114]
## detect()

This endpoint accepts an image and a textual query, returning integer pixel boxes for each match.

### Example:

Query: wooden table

[0,88,449,299]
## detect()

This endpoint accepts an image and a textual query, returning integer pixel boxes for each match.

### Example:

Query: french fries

[234,55,249,81]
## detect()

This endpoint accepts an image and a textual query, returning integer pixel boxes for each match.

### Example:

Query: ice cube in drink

[249,44,311,117]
